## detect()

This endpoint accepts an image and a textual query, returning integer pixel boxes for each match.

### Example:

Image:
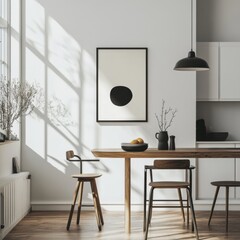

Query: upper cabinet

[220,42,240,100]
[197,42,240,101]
[197,42,219,101]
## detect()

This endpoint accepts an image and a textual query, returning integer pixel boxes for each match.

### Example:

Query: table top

[92,148,240,158]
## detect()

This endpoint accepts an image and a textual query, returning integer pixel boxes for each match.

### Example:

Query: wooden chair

[208,181,240,232]
[143,164,190,231]
[66,150,104,231]
[144,159,199,240]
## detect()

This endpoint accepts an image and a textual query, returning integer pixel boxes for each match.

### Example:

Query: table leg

[125,157,131,233]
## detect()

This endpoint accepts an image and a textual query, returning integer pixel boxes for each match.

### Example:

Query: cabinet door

[197,143,235,200]
[220,43,240,100]
[197,42,219,100]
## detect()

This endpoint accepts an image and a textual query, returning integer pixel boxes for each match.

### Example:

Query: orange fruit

[137,138,144,144]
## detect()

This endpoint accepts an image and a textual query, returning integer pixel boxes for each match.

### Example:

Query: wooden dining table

[91,147,240,233]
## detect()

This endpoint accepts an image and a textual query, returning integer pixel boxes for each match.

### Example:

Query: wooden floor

[5,210,240,239]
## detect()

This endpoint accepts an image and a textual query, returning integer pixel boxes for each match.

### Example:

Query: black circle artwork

[110,86,133,106]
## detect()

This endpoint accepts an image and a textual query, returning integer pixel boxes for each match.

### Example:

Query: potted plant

[155,100,177,150]
[0,77,39,140]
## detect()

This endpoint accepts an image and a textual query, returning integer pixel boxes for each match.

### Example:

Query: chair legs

[67,179,103,231]
[178,188,185,222]
[145,187,154,240]
[143,169,147,231]
[145,187,198,240]
[186,188,199,240]
[143,172,186,231]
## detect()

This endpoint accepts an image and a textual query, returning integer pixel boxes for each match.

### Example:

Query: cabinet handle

[1,224,4,229]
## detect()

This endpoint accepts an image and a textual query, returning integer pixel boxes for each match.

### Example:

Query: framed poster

[96,48,148,122]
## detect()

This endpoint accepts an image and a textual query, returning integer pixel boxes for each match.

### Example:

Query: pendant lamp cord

[191,0,193,51]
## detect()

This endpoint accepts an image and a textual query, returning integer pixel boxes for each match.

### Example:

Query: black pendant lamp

[174,0,209,71]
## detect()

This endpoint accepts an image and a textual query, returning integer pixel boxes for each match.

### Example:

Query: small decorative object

[206,132,229,141]
[12,157,20,174]
[155,100,177,150]
[196,119,207,141]
[121,137,148,152]
[155,131,169,150]
[169,135,176,150]
[96,48,148,122]
[0,77,39,140]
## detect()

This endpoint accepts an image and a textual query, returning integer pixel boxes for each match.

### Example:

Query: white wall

[197,0,240,41]
[21,0,196,208]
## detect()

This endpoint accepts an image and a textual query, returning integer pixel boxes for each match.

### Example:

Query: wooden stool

[66,150,104,231]
[66,174,104,231]
[208,181,240,232]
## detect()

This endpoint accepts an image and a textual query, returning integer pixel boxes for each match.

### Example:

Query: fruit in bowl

[130,138,144,144]
[121,138,148,152]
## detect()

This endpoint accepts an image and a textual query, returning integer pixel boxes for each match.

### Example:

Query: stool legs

[67,179,103,231]
[226,186,229,232]
[67,181,81,230]
[208,186,220,226]
[76,181,84,225]
[92,179,104,225]
[90,179,103,231]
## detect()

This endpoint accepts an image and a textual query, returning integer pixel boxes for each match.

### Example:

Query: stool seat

[211,181,240,187]
[72,173,102,180]
[208,180,240,232]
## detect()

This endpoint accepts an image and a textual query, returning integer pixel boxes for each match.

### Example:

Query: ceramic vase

[155,131,169,150]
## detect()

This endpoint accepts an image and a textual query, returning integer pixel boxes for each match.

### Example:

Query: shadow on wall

[20,0,108,203]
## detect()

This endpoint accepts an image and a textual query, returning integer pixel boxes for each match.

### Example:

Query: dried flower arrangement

[155,99,177,132]
[0,77,39,140]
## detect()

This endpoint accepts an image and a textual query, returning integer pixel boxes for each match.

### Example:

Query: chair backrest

[66,150,75,160]
[66,150,83,173]
[153,159,190,169]
[66,150,100,174]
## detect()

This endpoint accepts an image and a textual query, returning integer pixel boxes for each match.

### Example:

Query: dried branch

[0,77,39,139]
[155,99,177,132]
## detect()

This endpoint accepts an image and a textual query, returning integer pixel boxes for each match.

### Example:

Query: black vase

[155,131,169,150]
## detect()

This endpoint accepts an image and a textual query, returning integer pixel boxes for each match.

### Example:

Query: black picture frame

[96,47,148,122]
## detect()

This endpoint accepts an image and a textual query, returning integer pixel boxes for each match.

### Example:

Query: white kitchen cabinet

[197,42,219,101]
[220,42,240,100]
[196,143,235,200]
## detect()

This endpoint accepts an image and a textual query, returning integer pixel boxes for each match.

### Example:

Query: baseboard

[31,201,240,211]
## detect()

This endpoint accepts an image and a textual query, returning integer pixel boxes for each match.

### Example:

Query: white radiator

[0,172,30,240]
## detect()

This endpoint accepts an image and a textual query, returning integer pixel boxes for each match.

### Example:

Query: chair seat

[211,181,240,187]
[149,181,189,188]
[72,173,102,180]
